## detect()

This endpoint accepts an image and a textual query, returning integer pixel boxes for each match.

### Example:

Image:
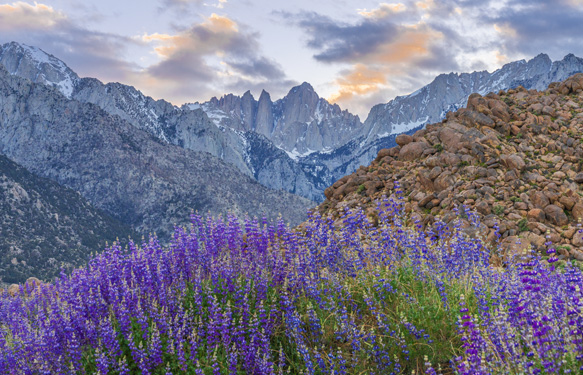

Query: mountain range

[0,61,314,238]
[2,42,582,202]
[1,41,583,283]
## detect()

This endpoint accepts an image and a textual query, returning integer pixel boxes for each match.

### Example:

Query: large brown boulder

[531,191,550,209]
[438,128,462,152]
[544,205,569,226]
[457,108,495,128]
[573,203,583,221]
[395,134,413,147]
[501,155,525,172]
[434,171,455,192]
[399,142,428,161]
[375,148,392,162]
[8,284,19,297]
[527,208,546,222]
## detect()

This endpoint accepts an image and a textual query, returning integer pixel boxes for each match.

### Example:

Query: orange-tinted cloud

[0,2,67,31]
[365,24,442,65]
[358,3,406,18]
[142,13,239,58]
[328,64,387,103]
[139,13,293,104]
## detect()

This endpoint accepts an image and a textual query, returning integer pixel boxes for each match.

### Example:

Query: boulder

[375,148,392,162]
[438,128,462,152]
[530,191,550,209]
[558,73,583,95]
[570,248,583,261]
[559,196,577,210]
[399,142,428,161]
[8,284,19,297]
[434,172,455,193]
[522,232,546,251]
[544,205,569,226]
[573,203,583,221]
[26,277,41,288]
[572,230,583,247]
[500,154,525,172]
[395,134,413,147]
[501,236,533,260]
[527,208,546,222]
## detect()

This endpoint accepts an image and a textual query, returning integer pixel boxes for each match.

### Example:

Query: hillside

[320,73,583,262]
[0,154,136,284]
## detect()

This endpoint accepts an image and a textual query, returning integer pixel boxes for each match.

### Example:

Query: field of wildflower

[1,187,582,374]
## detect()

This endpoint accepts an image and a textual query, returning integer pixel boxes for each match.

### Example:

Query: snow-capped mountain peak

[0,42,79,98]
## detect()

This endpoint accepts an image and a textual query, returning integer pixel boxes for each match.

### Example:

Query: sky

[1,0,582,119]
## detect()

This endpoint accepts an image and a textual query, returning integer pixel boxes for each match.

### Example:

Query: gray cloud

[482,0,583,59]
[226,57,288,80]
[0,3,141,83]
[142,14,293,102]
[0,3,292,105]
[286,11,398,63]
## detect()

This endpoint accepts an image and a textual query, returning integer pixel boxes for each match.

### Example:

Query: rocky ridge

[0,155,136,285]
[363,53,583,143]
[319,74,583,263]
[0,42,326,200]
[190,82,362,155]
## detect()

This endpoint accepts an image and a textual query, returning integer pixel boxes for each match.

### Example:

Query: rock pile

[320,73,583,263]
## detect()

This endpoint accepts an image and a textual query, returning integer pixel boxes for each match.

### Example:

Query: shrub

[517,218,529,232]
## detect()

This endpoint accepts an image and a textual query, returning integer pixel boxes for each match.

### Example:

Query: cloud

[284,0,583,118]
[282,3,458,117]
[0,2,141,83]
[140,13,293,103]
[0,2,66,30]
[482,0,583,59]
[160,0,228,14]
[0,3,292,105]
[327,64,387,103]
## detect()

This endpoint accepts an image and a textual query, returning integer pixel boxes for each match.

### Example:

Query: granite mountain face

[0,42,327,201]
[0,63,314,241]
[188,82,363,156]
[2,42,583,203]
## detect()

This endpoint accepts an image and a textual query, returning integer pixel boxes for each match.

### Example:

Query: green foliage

[357,184,366,194]
[494,205,505,216]
[433,143,444,152]
[517,218,529,232]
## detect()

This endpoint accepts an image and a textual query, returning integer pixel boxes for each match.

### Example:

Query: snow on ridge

[14,43,78,98]
[390,116,429,135]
